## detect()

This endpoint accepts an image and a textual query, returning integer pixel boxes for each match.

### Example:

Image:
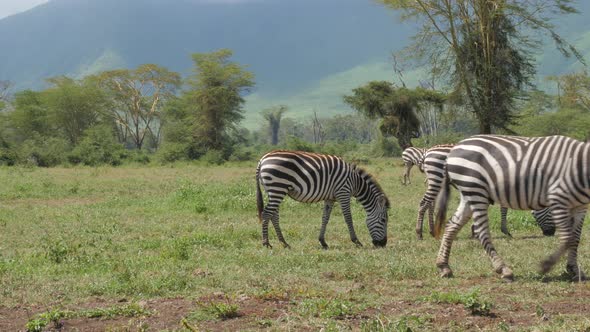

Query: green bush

[371,136,401,157]
[285,136,316,152]
[68,125,125,166]
[125,150,151,164]
[0,147,18,166]
[156,142,189,163]
[18,136,70,167]
[201,149,225,165]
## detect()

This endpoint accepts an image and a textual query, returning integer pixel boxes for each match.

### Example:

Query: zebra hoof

[501,267,514,282]
[353,240,363,247]
[262,242,272,249]
[282,242,291,249]
[566,265,586,282]
[540,259,554,274]
[416,231,423,240]
[501,229,513,238]
[439,267,453,278]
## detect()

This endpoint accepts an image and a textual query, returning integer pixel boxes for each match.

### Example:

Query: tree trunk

[270,123,279,145]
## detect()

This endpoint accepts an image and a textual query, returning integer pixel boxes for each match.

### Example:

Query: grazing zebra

[415,144,555,239]
[434,135,588,281]
[401,147,427,185]
[256,150,390,249]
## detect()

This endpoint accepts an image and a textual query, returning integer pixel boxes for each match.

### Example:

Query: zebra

[434,135,588,281]
[401,147,427,185]
[415,144,555,239]
[256,150,390,249]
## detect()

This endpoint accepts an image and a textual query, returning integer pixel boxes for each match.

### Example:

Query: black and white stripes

[401,147,426,185]
[416,144,555,239]
[434,135,588,281]
[256,150,390,249]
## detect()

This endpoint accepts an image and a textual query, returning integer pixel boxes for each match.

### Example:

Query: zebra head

[367,194,389,247]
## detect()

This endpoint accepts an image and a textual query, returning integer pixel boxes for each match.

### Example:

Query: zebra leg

[566,207,586,281]
[436,198,473,278]
[428,201,435,237]
[261,216,272,248]
[540,206,573,275]
[415,196,430,240]
[337,194,363,247]
[270,211,290,249]
[471,205,513,281]
[403,163,412,185]
[319,200,335,249]
[500,207,512,237]
[261,191,287,249]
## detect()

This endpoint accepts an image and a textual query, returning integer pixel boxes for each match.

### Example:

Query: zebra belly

[287,188,333,203]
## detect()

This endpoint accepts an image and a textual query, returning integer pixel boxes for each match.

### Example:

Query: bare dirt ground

[2,283,590,331]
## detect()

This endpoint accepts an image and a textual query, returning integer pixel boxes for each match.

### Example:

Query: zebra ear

[378,196,389,209]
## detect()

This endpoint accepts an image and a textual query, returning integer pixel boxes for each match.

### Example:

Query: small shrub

[125,150,151,164]
[0,147,17,166]
[297,298,354,319]
[285,136,315,152]
[156,142,189,163]
[42,238,80,264]
[197,301,240,320]
[201,149,225,165]
[18,136,70,167]
[69,125,125,166]
[422,288,493,316]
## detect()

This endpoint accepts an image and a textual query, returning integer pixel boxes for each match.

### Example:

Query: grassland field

[0,159,589,331]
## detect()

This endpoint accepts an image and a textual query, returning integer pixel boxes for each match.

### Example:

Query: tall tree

[95,64,181,150]
[262,105,287,145]
[377,0,583,134]
[44,76,108,145]
[9,90,51,140]
[344,81,445,149]
[185,49,255,152]
[554,70,590,111]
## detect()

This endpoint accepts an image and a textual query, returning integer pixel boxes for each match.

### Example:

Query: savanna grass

[0,160,589,330]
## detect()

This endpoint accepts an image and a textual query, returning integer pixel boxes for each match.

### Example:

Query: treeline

[1,47,590,167]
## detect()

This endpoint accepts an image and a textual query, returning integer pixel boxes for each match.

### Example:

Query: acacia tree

[377,0,583,134]
[44,76,108,145]
[96,64,181,150]
[185,49,255,152]
[551,71,590,111]
[262,105,287,145]
[344,81,445,149]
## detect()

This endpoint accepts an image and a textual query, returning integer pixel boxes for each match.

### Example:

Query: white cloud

[0,0,49,20]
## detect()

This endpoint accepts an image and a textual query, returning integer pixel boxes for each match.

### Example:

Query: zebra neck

[351,172,379,209]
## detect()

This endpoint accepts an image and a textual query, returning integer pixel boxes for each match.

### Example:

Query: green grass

[1,160,589,330]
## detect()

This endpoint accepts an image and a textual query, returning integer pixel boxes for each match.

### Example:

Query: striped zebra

[434,135,588,281]
[256,150,390,249]
[401,147,427,185]
[416,144,555,239]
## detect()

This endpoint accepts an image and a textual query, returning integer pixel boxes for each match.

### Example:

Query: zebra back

[402,147,426,166]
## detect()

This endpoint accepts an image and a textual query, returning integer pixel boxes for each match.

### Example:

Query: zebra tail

[434,166,450,240]
[256,163,264,224]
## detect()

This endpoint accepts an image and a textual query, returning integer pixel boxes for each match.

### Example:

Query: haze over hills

[1,0,589,129]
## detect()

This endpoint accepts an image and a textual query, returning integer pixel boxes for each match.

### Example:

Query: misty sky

[0,0,258,20]
[0,0,49,19]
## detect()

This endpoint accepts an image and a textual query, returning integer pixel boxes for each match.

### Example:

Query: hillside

[1,0,590,129]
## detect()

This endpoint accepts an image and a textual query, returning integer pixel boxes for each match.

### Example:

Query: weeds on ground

[421,288,493,316]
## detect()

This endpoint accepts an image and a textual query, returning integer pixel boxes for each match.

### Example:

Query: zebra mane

[352,164,390,208]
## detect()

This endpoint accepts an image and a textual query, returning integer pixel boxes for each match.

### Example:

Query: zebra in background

[401,147,427,185]
[256,150,390,249]
[434,135,588,281]
[415,144,555,239]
